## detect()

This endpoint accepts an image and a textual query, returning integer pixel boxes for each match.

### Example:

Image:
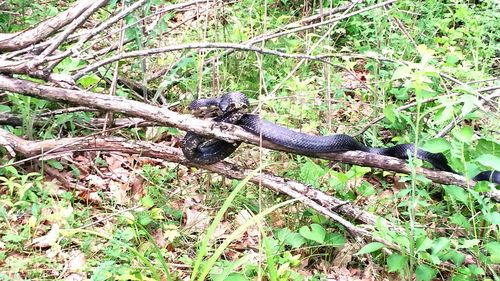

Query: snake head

[219,92,250,112]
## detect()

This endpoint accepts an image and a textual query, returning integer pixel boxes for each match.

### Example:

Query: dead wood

[0,1,103,51]
[0,128,485,269]
[0,75,498,202]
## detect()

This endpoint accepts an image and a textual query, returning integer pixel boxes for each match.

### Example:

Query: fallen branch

[0,75,498,201]
[0,1,100,51]
[0,112,152,129]
[38,0,109,58]
[0,129,483,269]
[0,129,409,244]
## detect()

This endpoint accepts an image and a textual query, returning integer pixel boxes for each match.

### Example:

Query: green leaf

[223,273,247,281]
[47,159,64,170]
[443,185,468,204]
[449,250,465,266]
[392,65,412,80]
[450,213,471,230]
[415,264,437,281]
[140,195,155,209]
[137,212,152,226]
[0,105,11,112]
[275,228,306,249]
[2,232,25,242]
[299,223,326,244]
[355,242,385,255]
[384,104,397,123]
[358,181,375,197]
[431,237,450,255]
[78,74,101,88]
[453,126,473,144]
[469,265,485,276]
[485,242,500,256]
[416,236,433,252]
[457,239,479,249]
[422,138,451,153]
[476,139,500,158]
[324,233,346,247]
[475,154,500,171]
[299,159,326,187]
[419,252,441,265]
[387,253,408,273]
[434,105,454,124]
[459,94,478,116]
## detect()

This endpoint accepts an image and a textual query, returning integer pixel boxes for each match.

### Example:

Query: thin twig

[39,0,108,58]
[38,106,98,117]
[435,92,499,138]
[269,0,360,97]
[251,0,396,44]
[72,42,336,80]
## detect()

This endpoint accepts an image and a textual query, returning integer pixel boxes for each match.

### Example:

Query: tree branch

[0,75,498,202]
[0,0,99,51]
[72,42,334,80]
[38,0,109,58]
[0,128,485,268]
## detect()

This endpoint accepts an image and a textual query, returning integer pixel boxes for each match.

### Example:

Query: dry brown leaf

[151,229,167,248]
[332,242,357,269]
[108,180,128,205]
[184,208,211,232]
[77,190,103,205]
[130,173,145,202]
[86,174,108,189]
[64,273,86,281]
[66,250,86,273]
[212,221,230,238]
[31,224,60,249]
[104,154,125,171]
[235,209,259,238]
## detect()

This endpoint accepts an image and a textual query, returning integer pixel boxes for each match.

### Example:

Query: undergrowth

[0,0,499,280]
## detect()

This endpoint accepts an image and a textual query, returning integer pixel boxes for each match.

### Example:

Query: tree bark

[0,75,498,202]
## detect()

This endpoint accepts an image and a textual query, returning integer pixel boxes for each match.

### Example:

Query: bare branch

[0,112,153,130]
[38,0,109,57]
[0,0,99,51]
[0,129,485,267]
[0,74,498,201]
[70,0,150,54]
[72,42,334,80]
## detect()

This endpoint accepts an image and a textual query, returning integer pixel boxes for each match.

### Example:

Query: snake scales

[182,92,499,184]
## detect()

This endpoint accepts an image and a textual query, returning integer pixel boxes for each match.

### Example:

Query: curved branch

[72,42,334,80]
[0,75,498,201]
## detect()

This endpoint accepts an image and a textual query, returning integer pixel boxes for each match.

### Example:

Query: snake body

[182,92,500,184]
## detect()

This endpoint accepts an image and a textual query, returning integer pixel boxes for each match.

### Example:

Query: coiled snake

[182,92,499,184]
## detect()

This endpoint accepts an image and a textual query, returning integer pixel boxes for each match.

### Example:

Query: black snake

[182,92,499,184]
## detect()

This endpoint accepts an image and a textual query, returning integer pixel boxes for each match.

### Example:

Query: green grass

[1,0,499,279]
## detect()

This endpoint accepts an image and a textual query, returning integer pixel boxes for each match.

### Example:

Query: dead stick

[0,129,483,268]
[0,75,498,200]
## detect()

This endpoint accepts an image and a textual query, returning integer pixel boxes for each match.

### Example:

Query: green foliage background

[0,0,499,280]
